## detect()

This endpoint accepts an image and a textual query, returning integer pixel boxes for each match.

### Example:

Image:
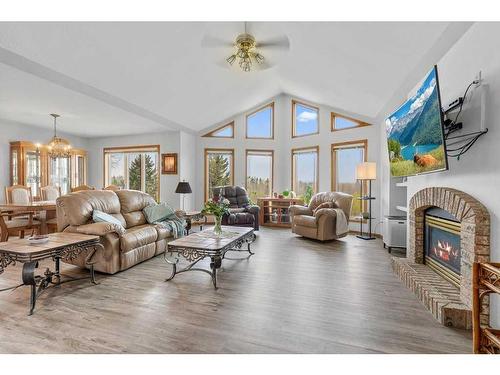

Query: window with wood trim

[104,145,160,200]
[292,100,319,137]
[246,149,273,201]
[246,103,274,139]
[205,148,234,200]
[291,146,319,197]
[202,122,234,138]
[331,140,367,219]
[331,112,369,131]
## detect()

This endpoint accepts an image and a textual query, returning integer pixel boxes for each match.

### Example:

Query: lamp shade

[356,162,377,180]
[175,181,192,194]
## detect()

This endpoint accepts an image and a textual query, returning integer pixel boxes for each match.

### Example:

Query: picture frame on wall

[162,153,178,174]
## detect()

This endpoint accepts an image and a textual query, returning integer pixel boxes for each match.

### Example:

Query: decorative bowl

[28,235,50,245]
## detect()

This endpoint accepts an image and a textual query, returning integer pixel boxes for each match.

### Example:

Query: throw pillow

[92,210,125,229]
[143,202,176,224]
[313,201,338,216]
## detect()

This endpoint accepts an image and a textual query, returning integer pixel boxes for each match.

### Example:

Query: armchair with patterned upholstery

[212,186,260,231]
[289,192,353,241]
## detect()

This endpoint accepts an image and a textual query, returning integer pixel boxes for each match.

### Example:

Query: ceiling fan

[201,22,290,72]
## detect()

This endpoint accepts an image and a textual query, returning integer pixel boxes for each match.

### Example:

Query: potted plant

[201,195,230,236]
[303,186,314,206]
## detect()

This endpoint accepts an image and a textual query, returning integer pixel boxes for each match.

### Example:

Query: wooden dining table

[0,200,57,235]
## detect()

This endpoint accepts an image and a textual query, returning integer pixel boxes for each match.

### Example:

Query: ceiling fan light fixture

[227,32,264,72]
[226,54,237,65]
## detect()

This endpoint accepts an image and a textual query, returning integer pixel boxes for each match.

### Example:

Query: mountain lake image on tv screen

[385,67,447,177]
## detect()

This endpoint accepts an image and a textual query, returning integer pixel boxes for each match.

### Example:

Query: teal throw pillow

[92,210,124,229]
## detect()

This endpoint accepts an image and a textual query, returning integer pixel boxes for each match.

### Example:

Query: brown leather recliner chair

[289,192,353,241]
[212,186,260,230]
[56,189,176,274]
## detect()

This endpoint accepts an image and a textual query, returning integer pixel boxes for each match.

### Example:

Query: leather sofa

[212,186,260,230]
[56,189,176,274]
[289,192,353,241]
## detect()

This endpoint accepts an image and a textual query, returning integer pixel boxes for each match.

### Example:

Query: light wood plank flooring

[0,227,471,353]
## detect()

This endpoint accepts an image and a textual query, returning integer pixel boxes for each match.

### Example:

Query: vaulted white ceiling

[0,22,467,137]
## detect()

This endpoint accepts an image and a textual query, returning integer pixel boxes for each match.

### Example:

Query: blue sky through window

[293,149,318,194]
[335,116,359,130]
[295,103,318,136]
[247,105,272,138]
[336,148,364,183]
[212,125,233,137]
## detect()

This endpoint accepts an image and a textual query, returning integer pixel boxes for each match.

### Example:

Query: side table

[182,211,207,235]
[0,232,102,315]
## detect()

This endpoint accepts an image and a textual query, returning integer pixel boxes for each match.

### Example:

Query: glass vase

[214,215,223,236]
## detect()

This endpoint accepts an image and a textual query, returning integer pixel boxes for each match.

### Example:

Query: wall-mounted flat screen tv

[385,65,448,177]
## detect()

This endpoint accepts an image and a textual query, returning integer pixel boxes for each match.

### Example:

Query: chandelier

[226,33,264,72]
[47,113,71,158]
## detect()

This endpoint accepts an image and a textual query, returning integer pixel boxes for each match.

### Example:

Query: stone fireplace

[392,187,490,329]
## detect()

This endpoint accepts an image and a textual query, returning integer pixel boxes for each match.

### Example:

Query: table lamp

[175,181,192,211]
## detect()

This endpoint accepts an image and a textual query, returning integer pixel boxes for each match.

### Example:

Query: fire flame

[432,240,458,262]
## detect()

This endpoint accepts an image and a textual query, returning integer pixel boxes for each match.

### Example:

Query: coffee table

[0,232,103,315]
[165,226,256,288]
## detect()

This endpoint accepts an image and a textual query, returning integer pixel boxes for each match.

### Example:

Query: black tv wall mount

[442,77,488,160]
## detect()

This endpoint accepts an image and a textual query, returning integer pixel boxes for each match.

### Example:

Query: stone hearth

[391,187,490,329]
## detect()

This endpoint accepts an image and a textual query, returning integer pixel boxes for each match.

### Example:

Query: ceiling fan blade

[256,35,290,50]
[201,35,234,49]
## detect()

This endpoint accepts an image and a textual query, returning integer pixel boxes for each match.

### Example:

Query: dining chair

[5,185,33,205]
[0,210,41,242]
[71,184,95,192]
[40,185,62,201]
[104,185,121,191]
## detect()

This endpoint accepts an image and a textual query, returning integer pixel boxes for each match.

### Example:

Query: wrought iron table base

[165,234,255,289]
[22,257,98,315]
[0,242,101,315]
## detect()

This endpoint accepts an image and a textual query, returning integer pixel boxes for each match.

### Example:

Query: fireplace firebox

[425,207,461,287]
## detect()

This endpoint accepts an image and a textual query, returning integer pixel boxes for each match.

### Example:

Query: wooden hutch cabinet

[257,197,304,227]
[10,141,88,198]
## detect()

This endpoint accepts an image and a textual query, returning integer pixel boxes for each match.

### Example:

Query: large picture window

[205,148,234,200]
[292,100,319,137]
[331,140,367,219]
[246,149,273,201]
[104,145,160,200]
[246,103,274,139]
[291,146,319,197]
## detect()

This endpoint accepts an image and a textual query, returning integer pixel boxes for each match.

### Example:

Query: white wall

[0,119,89,203]
[380,23,500,325]
[179,131,196,212]
[196,93,381,233]
[86,131,182,208]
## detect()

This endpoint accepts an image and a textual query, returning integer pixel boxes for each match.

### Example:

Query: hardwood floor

[0,227,471,353]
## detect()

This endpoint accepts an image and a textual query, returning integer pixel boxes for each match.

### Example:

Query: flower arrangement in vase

[202,195,230,236]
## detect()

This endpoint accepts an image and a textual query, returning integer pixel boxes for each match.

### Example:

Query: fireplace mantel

[392,187,490,329]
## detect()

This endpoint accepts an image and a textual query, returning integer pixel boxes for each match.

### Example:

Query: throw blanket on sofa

[155,217,185,239]
[333,208,349,236]
[143,202,185,238]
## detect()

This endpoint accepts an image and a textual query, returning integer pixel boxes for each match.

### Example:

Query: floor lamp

[175,181,192,211]
[356,162,377,240]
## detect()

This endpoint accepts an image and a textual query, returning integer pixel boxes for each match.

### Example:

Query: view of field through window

[332,143,366,218]
[246,150,273,201]
[292,148,318,197]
